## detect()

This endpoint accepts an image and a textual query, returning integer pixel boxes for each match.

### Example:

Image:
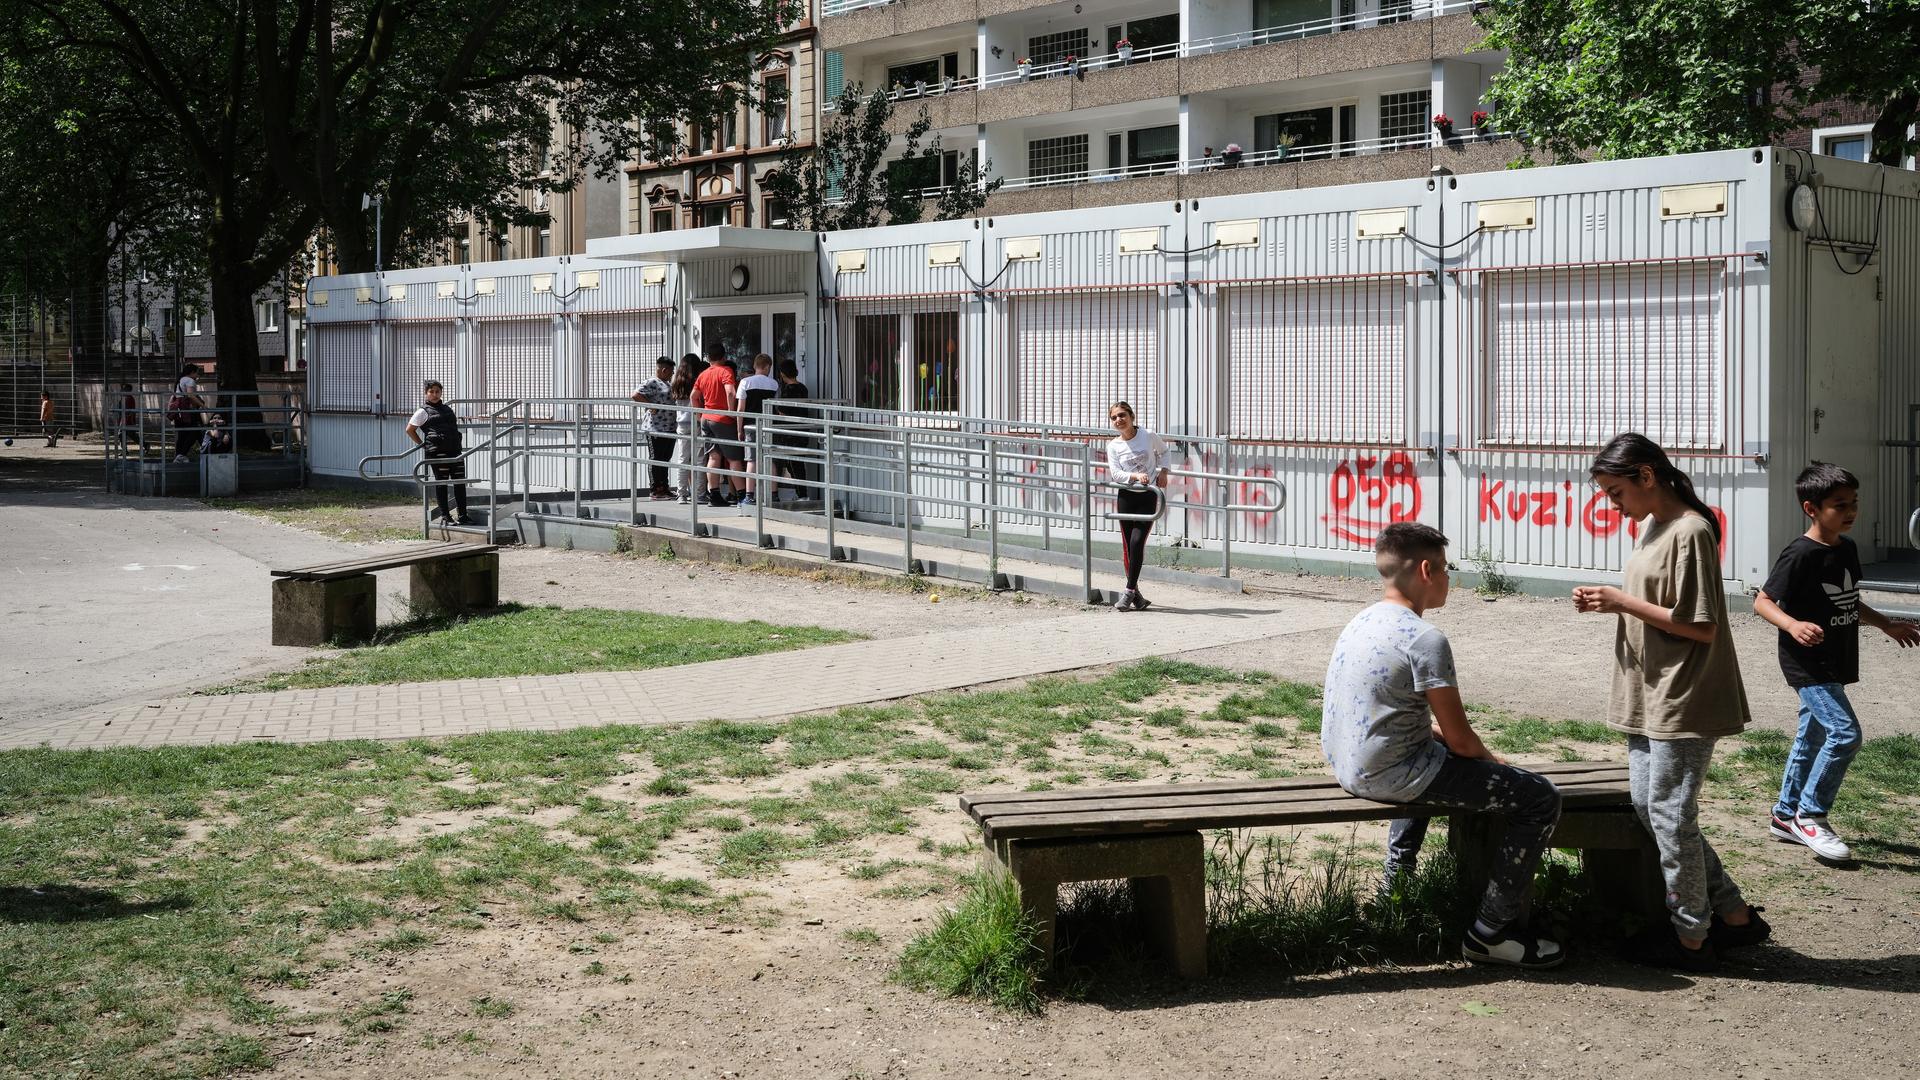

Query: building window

[1115,14,1178,51]
[764,198,790,228]
[911,311,960,412]
[1127,125,1180,171]
[493,234,510,261]
[651,207,675,232]
[459,236,472,262]
[186,312,204,336]
[696,123,717,156]
[1026,30,1088,68]
[891,150,958,193]
[254,300,281,330]
[763,73,790,143]
[1378,89,1430,146]
[1816,125,1872,162]
[1028,134,1088,181]
[700,203,731,228]
[887,54,957,93]
[851,314,901,410]
[1376,0,1414,24]
[537,228,551,258]
[1256,107,1336,156]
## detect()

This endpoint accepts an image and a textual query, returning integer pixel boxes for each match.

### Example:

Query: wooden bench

[958,760,1657,979]
[269,544,500,646]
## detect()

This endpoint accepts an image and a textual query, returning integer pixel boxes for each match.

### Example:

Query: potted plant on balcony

[1432,112,1454,138]
[1116,37,1134,63]
[1222,142,1244,168]
[942,74,955,93]
[1470,109,1491,136]
[1064,54,1080,78]
[1273,132,1297,162]
[1017,56,1032,80]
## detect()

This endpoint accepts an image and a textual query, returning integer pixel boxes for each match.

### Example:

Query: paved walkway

[0,603,1342,750]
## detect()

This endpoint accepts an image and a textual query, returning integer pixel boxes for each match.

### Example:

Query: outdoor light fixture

[1354,208,1408,239]
[1476,198,1536,231]
[641,264,668,285]
[1118,228,1161,255]
[833,250,869,273]
[575,270,602,289]
[387,284,408,301]
[532,274,554,293]
[435,280,457,298]
[1003,236,1042,261]
[1660,182,1728,219]
[1213,219,1260,247]
[475,278,497,295]
[309,289,329,307]
[729,265,752,291]
[354,287,375,303]
[927,242,965,266]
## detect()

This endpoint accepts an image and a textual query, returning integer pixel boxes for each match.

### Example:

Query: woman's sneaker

[1132,590,1152,611]
[1788,815,1852,861]
[1112,589,1137,611]
[1462,925,1566,970]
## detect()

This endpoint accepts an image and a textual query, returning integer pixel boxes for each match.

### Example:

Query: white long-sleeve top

[1107,428,1172,485]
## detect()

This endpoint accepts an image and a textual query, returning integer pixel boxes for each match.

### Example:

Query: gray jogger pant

[1627,734,1747,941]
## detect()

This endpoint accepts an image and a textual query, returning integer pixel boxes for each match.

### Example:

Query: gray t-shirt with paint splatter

[1320,601,1455,802]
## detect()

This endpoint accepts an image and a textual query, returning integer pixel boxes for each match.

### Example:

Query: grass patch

[205,487,423,543]
[1725,731,1920,855]
[206,605,858,693]
[894,869,1042,1013]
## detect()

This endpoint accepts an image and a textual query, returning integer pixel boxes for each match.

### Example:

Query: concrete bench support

[409,551,500,617]
[1447,806,1664,921]
[993,831,1208,980]
[271,575,377,647]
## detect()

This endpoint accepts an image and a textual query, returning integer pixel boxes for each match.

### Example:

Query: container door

[1807,253,1884,561]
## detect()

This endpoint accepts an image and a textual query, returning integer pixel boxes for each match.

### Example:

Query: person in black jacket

[405,380,474,525]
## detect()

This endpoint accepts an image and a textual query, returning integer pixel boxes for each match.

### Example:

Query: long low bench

[958,760,1657,979]
[270,544,500,646]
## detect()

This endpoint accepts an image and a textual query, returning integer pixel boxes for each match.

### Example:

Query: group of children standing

[1322,432,1916,973]
[631,344,812,507]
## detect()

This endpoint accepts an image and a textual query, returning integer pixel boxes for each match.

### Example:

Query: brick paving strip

[0,606,1343,751]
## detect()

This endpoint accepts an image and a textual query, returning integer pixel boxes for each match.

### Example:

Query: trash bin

[200,452,238,496]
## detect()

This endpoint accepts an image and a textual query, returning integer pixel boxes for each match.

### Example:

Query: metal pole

[629,404,639,524]
[1220,439,1233,579]
[1041,441,1051,552]
[901,427,914,575]
[823,418,836,560]
[521,401,531,512]
[1079,442,1094,603]
[489,408,499,535]
[689,423,701,538]
[986,437,1000,589]
[753,415,767,547]
[572,412,583,520]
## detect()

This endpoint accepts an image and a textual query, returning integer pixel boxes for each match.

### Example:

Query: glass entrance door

[701,313,762,367]
[694,301,805,378]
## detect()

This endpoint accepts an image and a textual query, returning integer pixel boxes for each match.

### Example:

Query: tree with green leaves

[1481,0,1920,166]
[762,83,1002,232]
[4,0,795,397]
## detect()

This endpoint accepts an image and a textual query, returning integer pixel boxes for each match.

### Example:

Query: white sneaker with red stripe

[1785,814,1852,861]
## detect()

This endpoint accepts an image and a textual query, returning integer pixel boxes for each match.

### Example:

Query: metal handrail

[366,395,1287,595]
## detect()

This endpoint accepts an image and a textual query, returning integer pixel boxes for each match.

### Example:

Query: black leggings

[1116,487,1159,591]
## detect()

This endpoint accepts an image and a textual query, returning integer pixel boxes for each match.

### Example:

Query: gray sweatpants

[1628,734,1747,941]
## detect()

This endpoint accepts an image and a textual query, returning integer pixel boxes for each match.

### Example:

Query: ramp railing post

[902,426,915,575]
[1221,439,1233,579]
[823,418,837,560]
[1080,442,1094,603]
[629,404,639,525]
[987,437,1000,589]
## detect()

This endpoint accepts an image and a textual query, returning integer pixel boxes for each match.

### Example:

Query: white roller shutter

[584,312,667,400]
[479,318,555,408]
[385,322,457,411]
[1487,263,1725,449]
[1010,293,1160,429]
[1224,280,1407,443]
[309,324,377,412]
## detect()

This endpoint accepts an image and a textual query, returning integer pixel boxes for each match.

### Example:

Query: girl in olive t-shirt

[1573,433,1768,972]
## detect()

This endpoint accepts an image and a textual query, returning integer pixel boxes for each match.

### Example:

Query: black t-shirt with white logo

[1760,535,1862,687]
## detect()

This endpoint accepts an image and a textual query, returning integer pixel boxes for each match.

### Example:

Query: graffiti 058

[1323,451,1425,545]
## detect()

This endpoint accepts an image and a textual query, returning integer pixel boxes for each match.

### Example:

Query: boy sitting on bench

[1320,522,1566,970]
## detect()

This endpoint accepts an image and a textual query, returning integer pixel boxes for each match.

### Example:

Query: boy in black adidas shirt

[1754,462,1920,861]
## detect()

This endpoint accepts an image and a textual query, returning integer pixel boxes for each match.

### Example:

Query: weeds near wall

[1472,545,1519,598]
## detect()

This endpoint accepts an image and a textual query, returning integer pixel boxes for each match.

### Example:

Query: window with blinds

[479,319,555,409]
[584,312,668,400]
[385,323,457,412]
[1010,293,1160,429]
[1483,263,1727,450]
[1222,279,1408,444]
[309,325,377,412]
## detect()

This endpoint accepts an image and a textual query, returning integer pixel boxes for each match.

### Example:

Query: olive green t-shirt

[1607,514,1750,740]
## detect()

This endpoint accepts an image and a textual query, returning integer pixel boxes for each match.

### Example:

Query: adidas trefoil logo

[1822,570,1860,626]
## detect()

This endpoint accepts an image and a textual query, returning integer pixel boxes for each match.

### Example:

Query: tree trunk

[207,260,272,450]
[1871,91,1919,166]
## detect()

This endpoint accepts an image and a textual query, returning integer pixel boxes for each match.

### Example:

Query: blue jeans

[1774,683,1863,820]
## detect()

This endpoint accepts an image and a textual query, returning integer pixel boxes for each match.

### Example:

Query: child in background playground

[1104,400,1170,612]
[1573,432,1769,972]
[39,391,55,447]
[1753,461,1920,862]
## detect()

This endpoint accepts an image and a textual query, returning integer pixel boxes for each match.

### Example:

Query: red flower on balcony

[1432,113,1453,130]
[1471,110,1492,128]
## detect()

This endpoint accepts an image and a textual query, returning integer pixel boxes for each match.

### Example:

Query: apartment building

[818,0,1517,213]
[444,113,627,265]
[628,10,822,234]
